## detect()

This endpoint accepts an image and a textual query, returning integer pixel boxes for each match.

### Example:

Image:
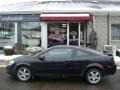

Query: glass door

[69,23,79,45]
[47,22,67,47]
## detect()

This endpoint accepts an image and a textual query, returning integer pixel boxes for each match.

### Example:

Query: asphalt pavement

[0,67,120,90]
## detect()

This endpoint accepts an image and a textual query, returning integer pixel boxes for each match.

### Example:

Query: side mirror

[39,55,45,61]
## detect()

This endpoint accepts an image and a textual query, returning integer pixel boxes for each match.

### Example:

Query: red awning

[40,14,91,21]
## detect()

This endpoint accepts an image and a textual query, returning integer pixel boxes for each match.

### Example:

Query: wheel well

[84,66,104,77]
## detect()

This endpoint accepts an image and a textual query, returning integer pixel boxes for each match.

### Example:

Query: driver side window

[43,48,72,60]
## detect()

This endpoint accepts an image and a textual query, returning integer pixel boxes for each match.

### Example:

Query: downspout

[107,13,110,45]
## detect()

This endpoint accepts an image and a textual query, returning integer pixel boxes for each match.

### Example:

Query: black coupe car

[6,45,116,84]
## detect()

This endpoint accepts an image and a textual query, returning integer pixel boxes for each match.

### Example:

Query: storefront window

[21,22,41,48]
[48,23,67,47]
[0,22,14,50]
[111,24,120,40]
[69,23,79,45]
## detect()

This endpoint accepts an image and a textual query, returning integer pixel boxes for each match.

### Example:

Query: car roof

[49,45,102,55]
[49,45,83,49]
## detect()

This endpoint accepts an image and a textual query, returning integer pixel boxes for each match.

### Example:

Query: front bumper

[6,64,16,76]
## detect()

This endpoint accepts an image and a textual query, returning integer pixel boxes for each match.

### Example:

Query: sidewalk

[0,54,120,67]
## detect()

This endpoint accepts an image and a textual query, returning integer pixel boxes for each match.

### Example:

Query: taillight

[111,58,115,65]
[105,58,116,69]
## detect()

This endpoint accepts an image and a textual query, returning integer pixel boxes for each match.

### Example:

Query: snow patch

[4,45,13,49]
[0,54,22,61]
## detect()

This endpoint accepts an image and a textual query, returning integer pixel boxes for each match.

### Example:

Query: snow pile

[25,47,44,55]
[0,54,22,61]
[4,45,13,49]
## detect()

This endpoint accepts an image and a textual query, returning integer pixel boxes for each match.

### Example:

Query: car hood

[13,55,37,62]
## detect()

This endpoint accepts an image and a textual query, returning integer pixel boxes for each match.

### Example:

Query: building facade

[0,1,120,53]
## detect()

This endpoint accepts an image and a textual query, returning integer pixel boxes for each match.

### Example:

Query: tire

[16,66,31,82]
[85,69,102,85]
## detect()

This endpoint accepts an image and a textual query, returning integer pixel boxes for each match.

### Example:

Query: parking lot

[0,68,120,90]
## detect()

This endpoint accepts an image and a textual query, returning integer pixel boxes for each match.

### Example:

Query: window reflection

[48,23,67,47]
[21,22,41,48]
[43,48,72,59]
[0,22,14,50]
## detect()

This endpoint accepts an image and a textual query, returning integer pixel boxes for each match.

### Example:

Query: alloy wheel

[17,67,31,81]
[86,69,102,84]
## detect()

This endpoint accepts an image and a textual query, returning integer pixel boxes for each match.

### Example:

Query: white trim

[92,13,95,30]
[41,22,48,50]
[14,22,18,43]
[67,22,69,45]
[79,22,81,46]
[40,14,90,17]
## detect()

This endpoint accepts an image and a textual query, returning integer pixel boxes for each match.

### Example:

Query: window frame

[21,22,41,47]
[74,49,91,57]
[111,24,120,41]
[40,47,74,61]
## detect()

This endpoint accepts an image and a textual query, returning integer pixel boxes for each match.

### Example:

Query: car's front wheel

[85,68,102,85]
[16,66,31,82]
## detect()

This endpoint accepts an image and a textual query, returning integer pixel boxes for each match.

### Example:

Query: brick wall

[87,15,108,51]
[89,15,120,51]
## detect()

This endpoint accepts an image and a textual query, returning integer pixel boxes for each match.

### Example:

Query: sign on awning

[0,14,40,22]
[40,13,91,21]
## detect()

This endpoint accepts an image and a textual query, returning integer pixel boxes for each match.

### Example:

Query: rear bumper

[104,64,117,75]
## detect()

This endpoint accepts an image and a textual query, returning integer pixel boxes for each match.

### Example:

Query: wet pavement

[0,68,120,90]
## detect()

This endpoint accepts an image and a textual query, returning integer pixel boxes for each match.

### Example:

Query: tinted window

[43,48,72,59]
[76,50,89,57]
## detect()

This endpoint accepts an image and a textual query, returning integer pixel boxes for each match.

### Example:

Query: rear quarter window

[76,50,90,57]
[75,49,100,57]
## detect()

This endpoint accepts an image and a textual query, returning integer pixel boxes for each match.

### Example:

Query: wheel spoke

[95,72,99,76]
[20,74,24,78]
[88,76,93,79]
[23,69,27,73]
[19,70,23,75]
[23,75,27,79]
[92,77,96,82]
[25,73,30,76]
[95,76,100,80]
[91,72,94,76]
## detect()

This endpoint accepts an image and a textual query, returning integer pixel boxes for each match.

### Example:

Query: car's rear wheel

[16,66,31,82]
[85,69,102,85]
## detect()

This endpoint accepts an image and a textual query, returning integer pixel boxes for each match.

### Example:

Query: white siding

[94,15,108,51]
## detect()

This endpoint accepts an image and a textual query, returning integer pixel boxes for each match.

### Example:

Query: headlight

[8,60,14,65]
